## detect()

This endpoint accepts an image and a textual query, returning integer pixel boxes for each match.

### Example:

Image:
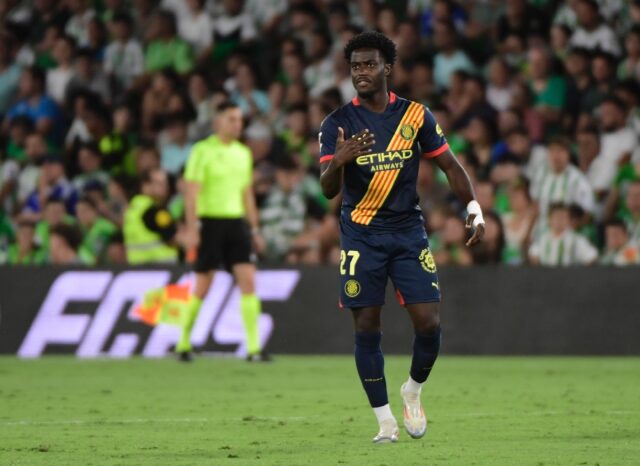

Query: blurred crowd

[0,0,639,267]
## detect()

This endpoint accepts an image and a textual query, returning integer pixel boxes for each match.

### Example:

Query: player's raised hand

[465,214,485,246]
[333,127,376,167]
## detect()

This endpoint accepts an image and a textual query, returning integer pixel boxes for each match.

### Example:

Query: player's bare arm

[433,150,485,246]
[184,180,201,250]
[243,186,265,255]
[320,127,375,199]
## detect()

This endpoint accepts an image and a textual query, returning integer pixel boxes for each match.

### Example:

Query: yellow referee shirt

[184,135,253,218]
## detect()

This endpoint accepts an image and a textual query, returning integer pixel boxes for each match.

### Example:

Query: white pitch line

[0,416,313,427]
[1,411,637,427]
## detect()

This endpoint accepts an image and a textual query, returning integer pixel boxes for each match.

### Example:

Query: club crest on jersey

[344,279,361,298]
[419,248,437,273]
[400,123,416,141]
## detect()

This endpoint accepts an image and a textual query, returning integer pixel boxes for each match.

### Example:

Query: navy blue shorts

[339,221,441,308]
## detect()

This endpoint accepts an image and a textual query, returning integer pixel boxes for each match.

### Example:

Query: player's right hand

[333,127,375,167]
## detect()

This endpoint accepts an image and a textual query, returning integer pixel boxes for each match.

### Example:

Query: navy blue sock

[354,331,388,408]
[409,327,441,384]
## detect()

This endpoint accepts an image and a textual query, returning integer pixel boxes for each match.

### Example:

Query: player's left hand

[252,231,266,256]
[465,214,485,247]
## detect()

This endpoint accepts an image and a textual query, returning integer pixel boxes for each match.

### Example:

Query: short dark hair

[605,218,628,231]
[600,94,626,112]
[344,31,397,65]
[216,100,240,113]
[549,202,569,215]
[112,10,133,26]
[548,136,573,154]
[51,224,83,251]
[77,195,97,210]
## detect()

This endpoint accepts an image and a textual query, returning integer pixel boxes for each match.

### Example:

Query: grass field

[0,356,639,466]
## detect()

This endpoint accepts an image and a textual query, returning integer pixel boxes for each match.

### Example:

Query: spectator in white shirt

[47,35,76,105]
[177,0,213,55]
[570,0,621,56]
[65,0,96,47]
[529,203,598,266]
[530,137,594,236]
[486,57,513,112]
[104,12,144,92]
[589,96,637,193]
[600,219,640,265]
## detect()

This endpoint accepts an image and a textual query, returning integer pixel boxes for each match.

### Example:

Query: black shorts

[195,218,253,273]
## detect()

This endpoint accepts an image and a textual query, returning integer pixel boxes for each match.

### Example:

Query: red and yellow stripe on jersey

[350,102,425,225]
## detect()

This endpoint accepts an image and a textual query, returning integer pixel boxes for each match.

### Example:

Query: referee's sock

[354,331,389,410]
[407,326,441,391]
[240,293,261,355]
[176,296,203,353]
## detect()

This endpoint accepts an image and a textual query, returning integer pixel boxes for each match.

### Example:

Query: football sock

[176,296,203,353]
[373,404,395,425]
[240,293,261,355]
[409,326,441,385]
[354,331,388,408]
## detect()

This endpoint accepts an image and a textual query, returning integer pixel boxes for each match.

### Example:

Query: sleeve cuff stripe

[320,155,334,163]
[423,143,449,158]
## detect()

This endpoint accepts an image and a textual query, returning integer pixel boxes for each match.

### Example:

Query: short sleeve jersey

[319,92,449,232]
[184,135,253,218]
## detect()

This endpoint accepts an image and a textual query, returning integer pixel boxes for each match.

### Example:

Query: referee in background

[180,101,268,362]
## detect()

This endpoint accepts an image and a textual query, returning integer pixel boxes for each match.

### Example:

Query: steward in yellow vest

[123,168,179,264]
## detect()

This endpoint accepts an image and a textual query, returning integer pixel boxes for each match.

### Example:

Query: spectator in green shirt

[144,10,194,75]
[7,220,46,265]
[49,223,92,265]
[528,45,567,132]
[76,195,117,263]
[34,197,76,259]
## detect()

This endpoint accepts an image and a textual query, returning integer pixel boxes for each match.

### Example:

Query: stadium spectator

[35,196,74,259]
[259,154,326,263]
[177,0,213,55]
[5,66,62,141]
[75,195,117,263]
[530,137,594,237]
[144,10,194,75]
[65,0,95,47]
[123,167,179,264]
[600,219,640,265]
[66,48,111,105]
[570,0,621,56]
[432,19,474,90]
[159,113,192,176]
[0,32,22,117]
[47,35,76,105]
[49,223,88,264]
[104,11,144,92]
[589,96,636,193]
[529,203,598,266]
[24,154,77,215]
[501,182,536,265]
[619,180,640,245]
[72,142,110,193]
[5,219,45,265]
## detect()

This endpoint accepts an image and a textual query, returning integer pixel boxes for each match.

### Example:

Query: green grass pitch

[0,356,639,465]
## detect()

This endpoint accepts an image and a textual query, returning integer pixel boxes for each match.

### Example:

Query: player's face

[215,107,244,140]
[350,49,390,98]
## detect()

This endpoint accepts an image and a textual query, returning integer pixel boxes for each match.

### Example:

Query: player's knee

[413,313,440,335]
[352,311,381,333]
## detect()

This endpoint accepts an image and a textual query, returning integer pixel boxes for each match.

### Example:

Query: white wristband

[466,200,485,228]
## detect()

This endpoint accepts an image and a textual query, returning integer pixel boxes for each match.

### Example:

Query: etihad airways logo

[356,149,413,172]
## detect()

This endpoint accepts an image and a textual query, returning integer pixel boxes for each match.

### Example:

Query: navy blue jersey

[319,92,449,232]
